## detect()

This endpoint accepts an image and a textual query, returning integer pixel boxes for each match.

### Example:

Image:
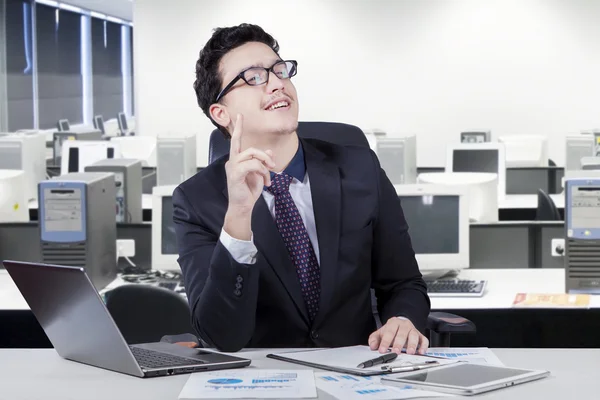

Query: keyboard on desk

[129,346,203,369]
[425,279,487,297]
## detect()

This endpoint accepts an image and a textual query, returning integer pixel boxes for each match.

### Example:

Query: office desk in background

[1,348,598,400]
[3,269,600,348]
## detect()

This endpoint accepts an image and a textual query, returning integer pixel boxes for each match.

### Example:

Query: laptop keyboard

[129,346,203,369]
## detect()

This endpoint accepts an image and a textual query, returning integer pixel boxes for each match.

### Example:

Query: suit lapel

[301,139,341,328]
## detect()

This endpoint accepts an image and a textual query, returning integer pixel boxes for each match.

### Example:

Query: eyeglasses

[215,60,298,102]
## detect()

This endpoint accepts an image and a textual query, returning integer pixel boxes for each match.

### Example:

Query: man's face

[212,42,299,139]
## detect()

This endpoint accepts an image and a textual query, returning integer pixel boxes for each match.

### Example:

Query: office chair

[104,284,195,345]
[207,121,476,347]
[548,159,556,167]
[536,189,561,221]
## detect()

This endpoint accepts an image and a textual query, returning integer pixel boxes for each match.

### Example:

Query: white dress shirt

[219,172,320,264]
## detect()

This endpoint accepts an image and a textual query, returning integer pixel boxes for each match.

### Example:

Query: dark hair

[193,23,280,138]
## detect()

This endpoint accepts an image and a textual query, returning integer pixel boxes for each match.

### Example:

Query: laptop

[3,260,251,378]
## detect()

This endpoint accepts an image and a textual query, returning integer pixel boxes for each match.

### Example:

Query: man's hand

[223,114,275,241]
[368,317,429,355]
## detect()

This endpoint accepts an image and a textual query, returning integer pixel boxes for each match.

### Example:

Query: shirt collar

[270,141,306,182]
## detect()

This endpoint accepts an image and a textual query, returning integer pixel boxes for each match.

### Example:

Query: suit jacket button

[235,282,242,289]
[234,289,242,297]
[236,275,243,283]
[310,330,319,340]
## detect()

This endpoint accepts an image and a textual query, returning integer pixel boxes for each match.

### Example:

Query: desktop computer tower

[53,129,103,165]
[85,158,143,223]
[38,172,117,290]
[156,135,197,186]
[0,132,46,201]
[564,178,600,294]
[375,136,417,185]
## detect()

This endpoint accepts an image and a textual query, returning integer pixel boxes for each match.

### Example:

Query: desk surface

[1,347,598,400]
[3,268,600,311]
[431,268,600,310]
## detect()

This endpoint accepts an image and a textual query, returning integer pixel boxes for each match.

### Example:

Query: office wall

[133,0,600,167]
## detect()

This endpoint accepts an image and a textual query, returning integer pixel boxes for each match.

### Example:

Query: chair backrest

[208,121,369,165]
[536,189,561,220]
[105,284,194,344]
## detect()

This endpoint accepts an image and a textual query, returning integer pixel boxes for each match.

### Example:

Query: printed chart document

[425,348,504,366]
[178,369,317,399]
[512,293,591,308]
[268,346,455,376]
[315,373,453,399]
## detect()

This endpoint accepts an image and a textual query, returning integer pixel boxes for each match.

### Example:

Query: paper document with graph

[178,369,317,399]
[315,373,454,399]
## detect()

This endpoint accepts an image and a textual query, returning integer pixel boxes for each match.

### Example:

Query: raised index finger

[230,114,243,156]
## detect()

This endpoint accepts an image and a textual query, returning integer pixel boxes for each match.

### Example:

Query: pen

[356,352,398,369]
[382,361,440,373]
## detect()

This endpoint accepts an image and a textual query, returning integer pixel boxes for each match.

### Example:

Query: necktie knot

[266,173,293,195]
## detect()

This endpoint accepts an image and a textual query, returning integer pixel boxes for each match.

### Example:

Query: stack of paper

[178,369,317,399]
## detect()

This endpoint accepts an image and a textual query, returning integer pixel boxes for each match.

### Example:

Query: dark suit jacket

[173,138,430,352]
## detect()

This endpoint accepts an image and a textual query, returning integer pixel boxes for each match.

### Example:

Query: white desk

[4,268,600,312]
[430,268,600,310]
[28,193,154,210]
[499,194,564,209]
[1,347,598,399]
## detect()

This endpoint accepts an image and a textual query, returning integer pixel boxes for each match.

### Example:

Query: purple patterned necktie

[267,172,320,321]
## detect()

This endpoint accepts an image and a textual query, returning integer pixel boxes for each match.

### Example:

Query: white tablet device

[381,362,549,396]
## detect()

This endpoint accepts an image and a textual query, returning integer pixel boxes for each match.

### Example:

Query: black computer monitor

[57,119,70,132]
[117,112,128,135]
[93,115,105,134]
[399,195,460,254]
[452,149,499,174]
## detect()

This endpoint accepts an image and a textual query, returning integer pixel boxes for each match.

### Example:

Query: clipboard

[266,345,450,377]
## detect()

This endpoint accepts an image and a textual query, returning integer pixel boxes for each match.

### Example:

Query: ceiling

[61,0,133,22]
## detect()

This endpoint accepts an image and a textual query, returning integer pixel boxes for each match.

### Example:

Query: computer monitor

[60,140,121,175]
[57,119,70,132]
[375,135,417,185]
[109,136,157,167]
[498,135,548,167]
[93,115,105,134]
[460,131,491,143]
[117,112,129,136]
[565,135,594,171]
[151,185,179,271]
[417,172,498,223]
[395,184,470,278]
[446,143,506,199]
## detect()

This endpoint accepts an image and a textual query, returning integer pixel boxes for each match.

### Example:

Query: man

[173,23,430,353]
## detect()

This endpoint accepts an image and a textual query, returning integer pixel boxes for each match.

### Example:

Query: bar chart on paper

[425,347,504,366]
[315,373,452,399]
[178,370,317,399]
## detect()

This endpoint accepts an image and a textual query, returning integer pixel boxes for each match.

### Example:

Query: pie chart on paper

[207,378,243,384]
